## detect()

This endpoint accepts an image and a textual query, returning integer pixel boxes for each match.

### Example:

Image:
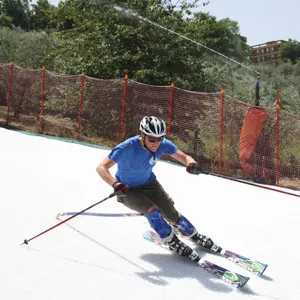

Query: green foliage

[0,0,31,29]
[0,26,57,68]
[257,62,300,115]
[0,13,12,27]
[0,0,299,117]
[49,0,249,92]
[30,0,57,30]
[280,39,300,64]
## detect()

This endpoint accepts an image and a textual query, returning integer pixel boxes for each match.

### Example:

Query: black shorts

[117,179,179,223]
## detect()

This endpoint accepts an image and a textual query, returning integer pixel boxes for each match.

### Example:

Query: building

[250,40,286,64]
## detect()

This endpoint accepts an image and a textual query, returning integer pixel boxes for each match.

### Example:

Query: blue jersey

[108,135,177,187]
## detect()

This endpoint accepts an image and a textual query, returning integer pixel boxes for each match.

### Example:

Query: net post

[219,85,225,174]
[6,60,14,125]
[167,80,175,140]
[275,90,280,186]
[77,70,85,138]
[40,65,46,133]
[119,69,128,143]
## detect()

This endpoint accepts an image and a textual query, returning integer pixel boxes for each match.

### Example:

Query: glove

[112,181,129,195]
[186,163,209,175]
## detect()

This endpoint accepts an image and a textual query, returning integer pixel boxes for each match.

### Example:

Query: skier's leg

[146,208,195,258]
[138,179,179,222]
[116,189,153,216]
[146,208,171,239]
[116,187,172,239]
[120,180,205,256]
[118,180,211,249]
[136,180,200,257]
[175,214,215,250]
[140,180,216,251]
[116,189,184,254]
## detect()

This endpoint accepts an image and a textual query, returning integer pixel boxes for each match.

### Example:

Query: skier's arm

[171,150,209,174]
[96,156,117,186]
[171,150,196,166]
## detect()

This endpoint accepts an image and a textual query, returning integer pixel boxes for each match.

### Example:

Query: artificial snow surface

[1,127,300,300]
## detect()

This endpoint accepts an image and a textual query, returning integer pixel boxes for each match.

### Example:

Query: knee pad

[177,215,196,236]
[147,209,171,239]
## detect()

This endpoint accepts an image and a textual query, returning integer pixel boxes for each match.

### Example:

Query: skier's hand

[113,181,129,195]
[186,163,209,175]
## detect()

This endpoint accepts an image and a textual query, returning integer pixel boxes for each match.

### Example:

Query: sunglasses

[146,135,165,143]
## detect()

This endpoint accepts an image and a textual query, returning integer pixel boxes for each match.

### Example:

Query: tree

[0,0,31,29]
[30,0,56,30]
[180,14,249,62]
[280,39,300,64]
[52,0,206,83]
[0,13,12,27]
[50,0,248,92]
[0,26,57,68]
[219,18,249,61]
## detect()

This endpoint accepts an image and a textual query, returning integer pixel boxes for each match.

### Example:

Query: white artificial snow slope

[1,127,300,300]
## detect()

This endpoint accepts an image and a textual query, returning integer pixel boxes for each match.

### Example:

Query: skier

[96,116,216,259]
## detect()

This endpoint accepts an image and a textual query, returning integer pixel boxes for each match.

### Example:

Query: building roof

[250,40,287,49]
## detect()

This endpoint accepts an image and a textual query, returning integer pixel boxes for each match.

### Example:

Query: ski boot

[174,214,222,253]
[190,231,222,253]
[163,231,199,261]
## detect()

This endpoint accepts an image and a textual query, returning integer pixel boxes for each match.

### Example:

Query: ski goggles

[146,135,165,143]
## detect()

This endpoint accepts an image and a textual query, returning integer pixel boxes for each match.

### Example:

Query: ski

[143,230,249,288]
[218,248,267,276]
[173,228,268,276]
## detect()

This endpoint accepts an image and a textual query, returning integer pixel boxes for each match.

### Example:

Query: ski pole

[56,212,142,218]
[21,192,116,246]
[210,173,300,198]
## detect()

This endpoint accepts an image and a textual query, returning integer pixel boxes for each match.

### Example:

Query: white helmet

[139,116,166,137]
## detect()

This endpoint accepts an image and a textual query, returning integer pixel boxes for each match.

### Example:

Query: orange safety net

[1,64,300,189]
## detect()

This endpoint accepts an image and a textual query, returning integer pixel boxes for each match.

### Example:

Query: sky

[1,126,300,300]
[37,0,300,46]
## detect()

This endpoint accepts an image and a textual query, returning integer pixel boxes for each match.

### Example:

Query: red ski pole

[21,192,116,245]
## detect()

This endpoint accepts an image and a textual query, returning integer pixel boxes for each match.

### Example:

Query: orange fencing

[1,62,300,189]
